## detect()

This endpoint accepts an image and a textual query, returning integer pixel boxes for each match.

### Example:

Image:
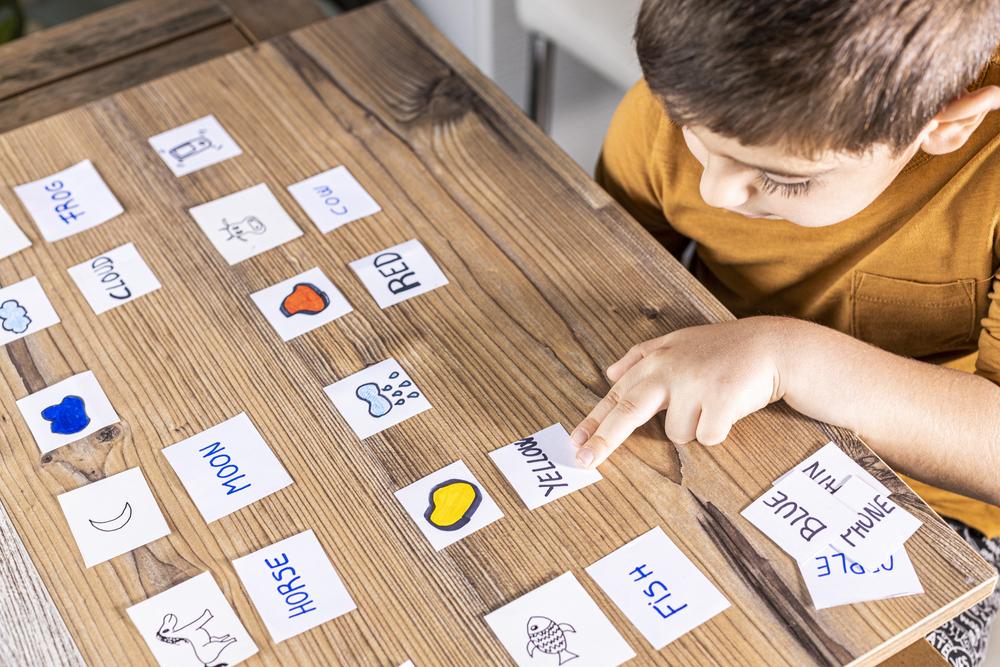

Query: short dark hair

[635,0,1000,155]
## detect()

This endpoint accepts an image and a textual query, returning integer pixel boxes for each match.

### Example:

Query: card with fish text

[57,468,170,568]
[324,358,431,439]
[14,160,123,242]
[0,276,60,347]
[287,165,381,233]
[394,460,503,551]
[799,545,923,609]
[349,239,448,309]
[127,572,258,667]
[0,203,30,260]
[148,114,242,176]
[16,370,119,454]
[484,572,635,667]
[68,242,161,315]
[251,267,353,341]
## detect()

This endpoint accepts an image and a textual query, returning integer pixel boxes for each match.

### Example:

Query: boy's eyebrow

[731,156,835,179]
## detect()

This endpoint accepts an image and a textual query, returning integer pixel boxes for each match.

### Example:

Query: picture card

[67,242,161,315]
[489,423,602,510]
[586,526,729,649]
[0,204,30,260]
[16,370,119,454]
[250,267,352,342]
[484,571,635,667]
[188,183,302,265]
[148,114,242,176]
[287,165,381,233]
[233,529,356,643]
[826,475,921,569]
[127,572,258,667]
[57,468,169,567]
[162,413,293,523]
[14,160,123,242]
[324,358,431,440]
[0,276,60,347]
[776,441,890,496]
[799,546,923,609]
[349,239,448,308]
[394,460,503,551]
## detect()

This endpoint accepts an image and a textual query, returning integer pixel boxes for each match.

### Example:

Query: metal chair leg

[527,32,555,133]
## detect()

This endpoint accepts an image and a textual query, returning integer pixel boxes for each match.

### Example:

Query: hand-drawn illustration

[0,299,31,334]
[88,501,133,532]
[156,610,237,666]
[526,616,578,665]
[219,215,267,242]
[355,370,420,418]
[161,129,222,167]
[424,479,482,531]
[280,282,330,317]
[41,395,91,435]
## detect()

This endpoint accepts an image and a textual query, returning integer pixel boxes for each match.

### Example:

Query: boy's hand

[570,316,792,468]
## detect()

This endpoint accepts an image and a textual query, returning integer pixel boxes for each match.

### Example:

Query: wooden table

[0,1,994,665]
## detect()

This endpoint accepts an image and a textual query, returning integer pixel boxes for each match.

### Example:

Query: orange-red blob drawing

[280,283,330,317]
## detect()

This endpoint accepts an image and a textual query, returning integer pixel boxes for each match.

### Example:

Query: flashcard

[324,358,431,439]
[250,267,353,342]
[188,183,303,265]
[287,166,381,233]
[16,371,119,454]
[349,239,448,309]
[233,529,356,642]
[826,476,921,569]
[67,242,161,315]
[148,114,242,176]
[489,424,602,510]
[0,276,60,347]
[484,571,635,667]
[56,468,169,567]
[162,413,293,523]
[0,204,30,260]
[127,572,258,667]
[14,160,123,242]
[799,546,923,609]
[585,526,729,649]
[776,441,890,496]
[394,460,503,551]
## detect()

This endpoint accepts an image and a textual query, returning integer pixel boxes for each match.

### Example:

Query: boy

[571,0,1000,662]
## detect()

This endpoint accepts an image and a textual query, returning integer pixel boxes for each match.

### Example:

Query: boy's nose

[699,157,753,209]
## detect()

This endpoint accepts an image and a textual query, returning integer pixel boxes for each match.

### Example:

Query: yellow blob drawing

[424,479,482,531]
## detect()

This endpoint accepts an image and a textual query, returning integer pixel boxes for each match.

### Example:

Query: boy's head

[635,0,1000,227]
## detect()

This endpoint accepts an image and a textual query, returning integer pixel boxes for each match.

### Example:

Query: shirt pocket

[851,271,980,358]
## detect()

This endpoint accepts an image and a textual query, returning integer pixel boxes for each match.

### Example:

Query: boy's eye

[756,172,814,198]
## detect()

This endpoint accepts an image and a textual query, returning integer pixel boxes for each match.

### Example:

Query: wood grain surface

[0,2,994,665]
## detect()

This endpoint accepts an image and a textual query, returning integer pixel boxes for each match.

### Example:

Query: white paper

[16,370,119,454]
[0,276,60,346]
[776,441,890,496]
[826,476,921,569]
[188,184,302,265]
[67,242,161,315]
[127,572,258,667]
[349,239,448,308]
[484,572,635,667]
[585,526,730,649]
[0,204,30,259]
[57,468,169,567]
[14,160,123,242]
[394,460,503,551]
[489,424,602,510]
[250,267,352,341]
[799,546,923,609]
[148,114,242,176]
[233,529,355,643]
[325,358,431,439]
[162,413,293,523]
[287,165,381,233]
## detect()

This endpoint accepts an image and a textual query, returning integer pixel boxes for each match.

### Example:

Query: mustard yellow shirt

[598,64,1000,538]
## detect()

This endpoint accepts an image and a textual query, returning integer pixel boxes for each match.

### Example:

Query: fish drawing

[156,610,236,666]
[526,615,578,664]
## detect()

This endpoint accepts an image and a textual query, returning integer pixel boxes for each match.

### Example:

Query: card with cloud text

[68,242,161,314]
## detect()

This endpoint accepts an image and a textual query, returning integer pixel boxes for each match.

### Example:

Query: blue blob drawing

[0,299,31,334]
[41,395,91,435]
[355,371,422,419]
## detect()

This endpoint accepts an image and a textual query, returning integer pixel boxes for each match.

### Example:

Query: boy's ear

[920,85,1000,155]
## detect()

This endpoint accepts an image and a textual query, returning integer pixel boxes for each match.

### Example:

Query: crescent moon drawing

[89,502,133,532]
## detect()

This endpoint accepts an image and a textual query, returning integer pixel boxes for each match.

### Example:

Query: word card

[489,423,602,510]
[800,546,923,609]
[484,572,635,667]
[233,529,356,642]
[57,468,169,567]
[127,572,258,667]
[251,267,352,341]
[777,441,890,496]
[325,358,431,439]
[349,239,448,308]
[394,460,503,551]
[14,160,123,242]
[287,165,381,233]
[188,184,302,265]
[68,242,161,314]
[148,114,242,176]
[0,276,60,347]
[16,370,119,454]
[0,204,30,259]
[826,476,921,569]
[162,413,293,523]
[586,526,729,649]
